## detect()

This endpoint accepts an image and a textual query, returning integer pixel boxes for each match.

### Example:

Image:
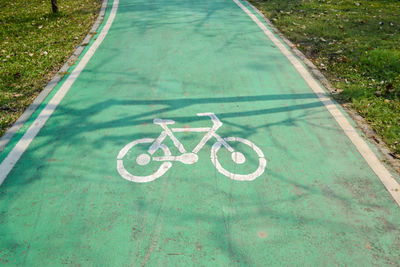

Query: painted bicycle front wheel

[210,137,267,181]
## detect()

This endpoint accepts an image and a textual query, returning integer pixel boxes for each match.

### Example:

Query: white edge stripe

[0,0,120,185]
[232,0,400,206]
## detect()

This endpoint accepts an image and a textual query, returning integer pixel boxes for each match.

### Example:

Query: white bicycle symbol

[117,113,266,183]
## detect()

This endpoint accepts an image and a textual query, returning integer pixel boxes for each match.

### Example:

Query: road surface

[1,0,400,265]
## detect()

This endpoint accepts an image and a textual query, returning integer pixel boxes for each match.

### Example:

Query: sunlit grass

[251,0,400,155]
[0,0,102,136]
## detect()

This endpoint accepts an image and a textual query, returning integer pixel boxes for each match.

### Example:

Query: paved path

[1,0,400,265]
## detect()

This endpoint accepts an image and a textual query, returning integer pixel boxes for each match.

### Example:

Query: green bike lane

[1,0,400,265]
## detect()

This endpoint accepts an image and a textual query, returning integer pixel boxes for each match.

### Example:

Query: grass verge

[0,0,102,137]
[250,0,400,156]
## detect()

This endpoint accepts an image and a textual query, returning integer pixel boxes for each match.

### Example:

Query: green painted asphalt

[1,0,400,265]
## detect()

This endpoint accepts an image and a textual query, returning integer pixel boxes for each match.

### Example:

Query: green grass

[0,0,102,137]
[250,0,400,156]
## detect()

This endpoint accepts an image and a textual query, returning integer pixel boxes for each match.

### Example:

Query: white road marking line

[0,0,120,186]
[233,0,400,206]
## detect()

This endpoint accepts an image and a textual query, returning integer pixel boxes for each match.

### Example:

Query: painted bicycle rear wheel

[117,138,172,183]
